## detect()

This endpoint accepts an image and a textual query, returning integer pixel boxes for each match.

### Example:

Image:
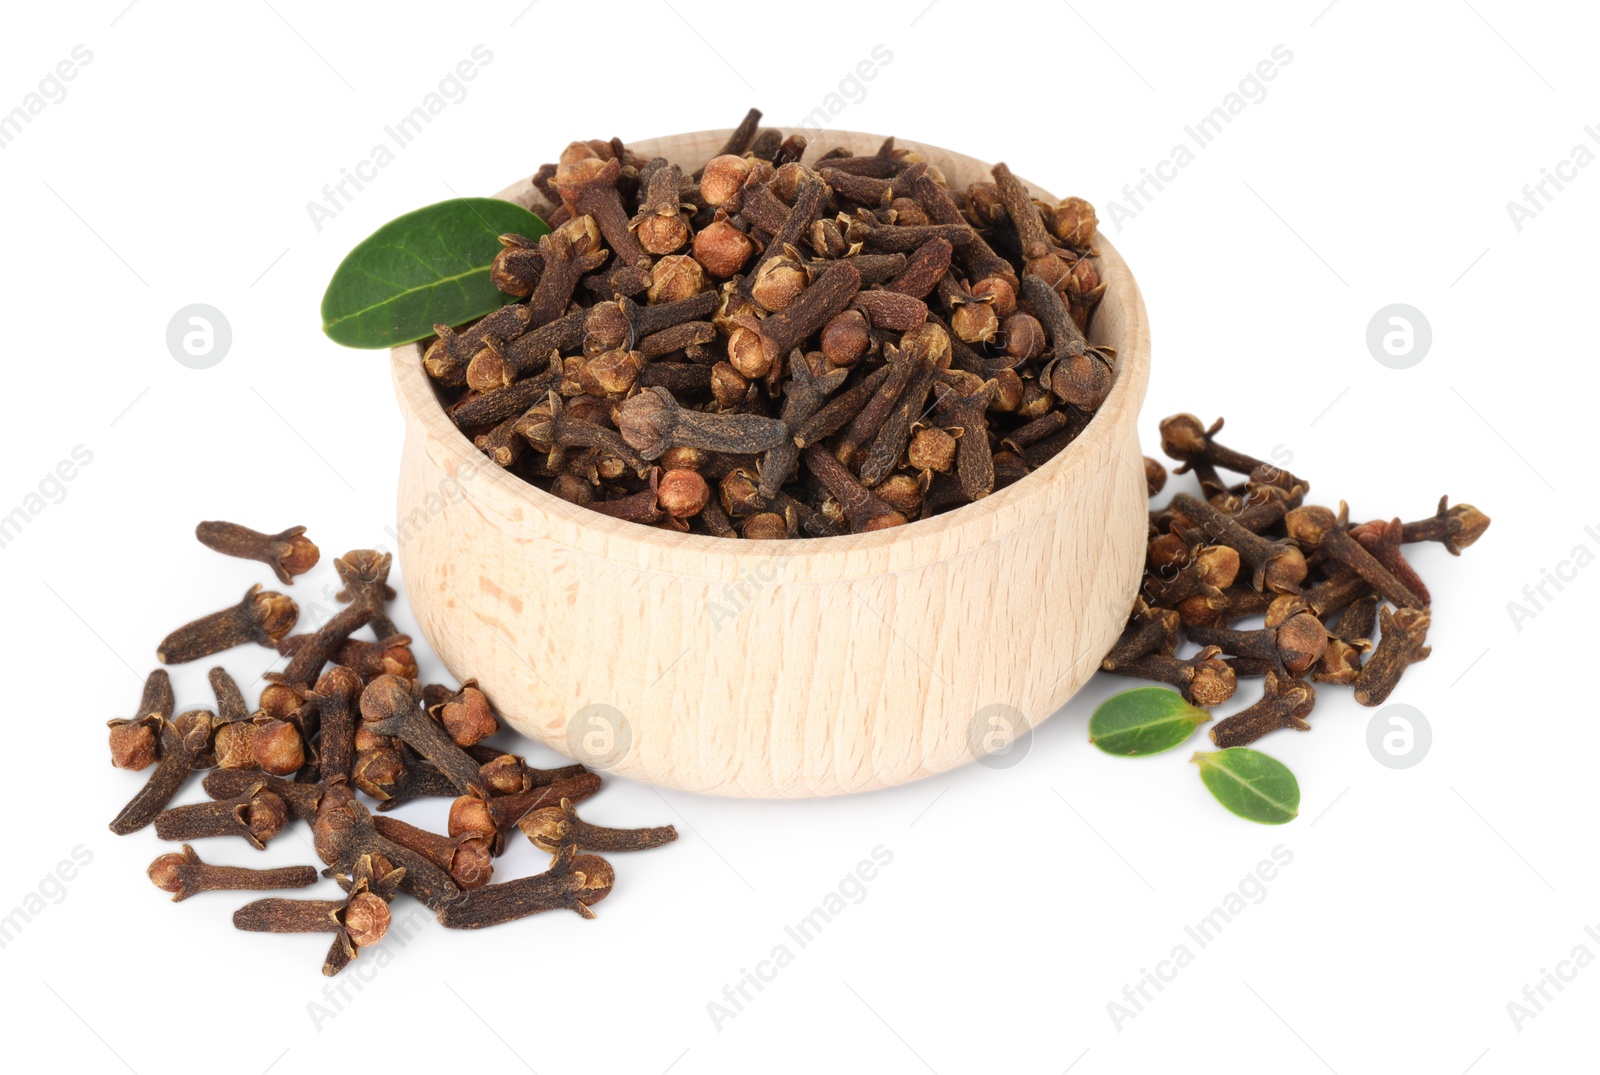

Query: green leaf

[320,198,550,349]
[1089,687,1210,757]
[1190,749,1300,825]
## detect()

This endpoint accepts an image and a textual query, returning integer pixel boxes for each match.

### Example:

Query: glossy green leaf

[320,198,549,348]
[1089,687,1210,757]
[1191,749,1300,825]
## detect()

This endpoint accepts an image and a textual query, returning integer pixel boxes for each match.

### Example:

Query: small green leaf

[1089,687,1210,757]
[1190,749,1300,825]
[320,198,550,349]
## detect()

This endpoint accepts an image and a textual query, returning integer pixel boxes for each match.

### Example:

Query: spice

[108,517,679,974]
[148,845,318,902]
[1101,603,1180,672]
[202,770,324,819]
[1209,672,1317,748]
[234,854,405,976]
[156,585,298,664]
[1169,494,1308,595]
[1353,606,1432,706]
[359,675,487,796]
[1318,503,1426,610]
[332,550,399,639]
[109,709,217,835]
[1101,411,1488,774]
[518,797,679,857]
[154,784,289,849]
[1158,415,1299,490]
[424,679,499,747]
[194,521,320,584]
[1186,612,1328,678]
[436,845,615,929]
[108,669,174,772]
[1102,647,1237,708]
[272,601,373,690]
[371,814,494,889]
[1351,517,1431,606]
[406,114,1113,537]
[616,387,788,459]
[447,771,603,855]
[312,782,462,913]
[1401,496,1490,555]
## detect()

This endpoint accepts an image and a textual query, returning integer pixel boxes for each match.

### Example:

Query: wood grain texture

[389,129,1151,798]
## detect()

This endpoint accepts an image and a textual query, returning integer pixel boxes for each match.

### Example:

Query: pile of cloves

[423,107,1111,536]
[110,520,675,976]
[1109,416,1490,748]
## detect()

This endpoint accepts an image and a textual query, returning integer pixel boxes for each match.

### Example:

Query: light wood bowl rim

[390,128,1150,582]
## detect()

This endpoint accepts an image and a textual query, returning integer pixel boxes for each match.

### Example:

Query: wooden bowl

[389,128,1151,798]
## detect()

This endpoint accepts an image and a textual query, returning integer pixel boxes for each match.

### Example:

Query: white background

[0,1,1592,1072]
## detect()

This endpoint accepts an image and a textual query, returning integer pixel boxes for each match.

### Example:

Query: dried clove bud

[148,845,318,902]
[371,814,493,889]
[360,675,487,797]
[490,232,543,295]
[271,601,374,693]
[1319,503,1427,611]
[1144,457,1167,497]
[1186,611,1328,677]
[1169,494,1307,595]
[249,717,307,776]
[1102,647,1237,708]
[1101,603,1181,671]
[234,853,405,976]
[1401,497,1490,555]
[108,669,174,771]
[1353,606,1431,706]
[1209,672,1317,749]
[110,709,217,835]
[157,586,298,664]
[313,783,460,912]
[1158,415,1303,488]
[616,387,787,460]
[437,845,614,929]
[693,216,754,277]
[332,550,398,639]
[803,446,906,533]
[426,680,499,747]
[195,521,320,585]
[518,797,677,857]
[155,785,289,850]
[202,770,325,819]
[1351,518,1431,606]
[630,161,692,255]
[447,772,603,854]
[700,154,752,207]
